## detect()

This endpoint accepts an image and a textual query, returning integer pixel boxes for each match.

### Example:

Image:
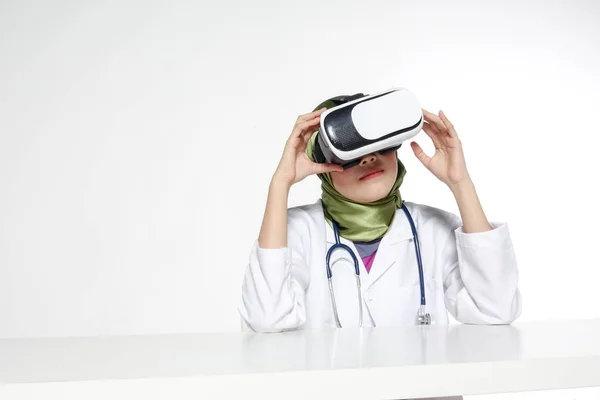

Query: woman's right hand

[273,108,344,188]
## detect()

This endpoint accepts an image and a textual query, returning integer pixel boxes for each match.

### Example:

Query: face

[330,151,398,203]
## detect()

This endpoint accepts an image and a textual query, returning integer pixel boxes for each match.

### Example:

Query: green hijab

[306,100,407,242]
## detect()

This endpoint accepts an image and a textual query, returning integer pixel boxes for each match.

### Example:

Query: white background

[1,0,599,348]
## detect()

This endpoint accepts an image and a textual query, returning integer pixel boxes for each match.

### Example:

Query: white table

[1,319,599,399]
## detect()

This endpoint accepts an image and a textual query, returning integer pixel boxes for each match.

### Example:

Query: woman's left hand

[410,109,471,190]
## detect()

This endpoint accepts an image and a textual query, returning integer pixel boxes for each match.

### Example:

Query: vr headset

[312,87,423,169]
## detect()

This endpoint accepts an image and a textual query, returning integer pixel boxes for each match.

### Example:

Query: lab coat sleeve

[442,213,522,324]
[238,208,311,333]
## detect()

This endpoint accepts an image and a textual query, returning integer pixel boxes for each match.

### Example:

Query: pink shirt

[361,252,377,273]
[353,239,382,274]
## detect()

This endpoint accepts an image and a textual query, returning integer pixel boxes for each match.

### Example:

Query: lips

[359,169,384,180]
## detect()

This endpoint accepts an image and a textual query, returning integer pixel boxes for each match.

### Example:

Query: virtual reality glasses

[312,87,423,169]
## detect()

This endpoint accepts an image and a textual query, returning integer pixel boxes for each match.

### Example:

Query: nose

[360,153,376,166]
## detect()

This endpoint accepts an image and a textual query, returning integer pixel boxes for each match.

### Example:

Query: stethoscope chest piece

[417,305,431,325]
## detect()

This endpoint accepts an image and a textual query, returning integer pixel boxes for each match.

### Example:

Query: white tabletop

[1,319,600,399]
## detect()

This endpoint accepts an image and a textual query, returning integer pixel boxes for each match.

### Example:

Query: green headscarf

[306,100,407,242]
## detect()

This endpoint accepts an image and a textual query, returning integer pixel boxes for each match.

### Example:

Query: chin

[362,184,394,203]
[365,194,387,203]
[354,190,389,203]
[335,176,395,203]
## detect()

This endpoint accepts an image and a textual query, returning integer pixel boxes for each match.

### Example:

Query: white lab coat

[239,200,521,333]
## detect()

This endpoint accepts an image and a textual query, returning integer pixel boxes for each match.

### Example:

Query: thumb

[313,162,344,175]
[410,141,431,167]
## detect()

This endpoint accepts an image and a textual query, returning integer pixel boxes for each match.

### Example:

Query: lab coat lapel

[363,209,414,290]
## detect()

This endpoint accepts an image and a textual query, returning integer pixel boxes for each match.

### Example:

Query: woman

[239,95,521,332]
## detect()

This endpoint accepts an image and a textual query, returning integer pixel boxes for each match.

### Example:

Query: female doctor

[238,101,522,333]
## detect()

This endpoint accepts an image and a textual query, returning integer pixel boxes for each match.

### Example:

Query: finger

[313,162,344,174]
[300,127,318,147]
[292,116,321,138]
[300,118,321,141]
[296,108,327,123]
[287,117,320,151]
[422,109,448,133]
[423,120,442,134]
[410,141,431,167]
[438,110,458,138]
[422,122,442,149]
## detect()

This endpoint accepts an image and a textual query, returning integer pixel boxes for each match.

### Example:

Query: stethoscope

[326,201,431,328]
